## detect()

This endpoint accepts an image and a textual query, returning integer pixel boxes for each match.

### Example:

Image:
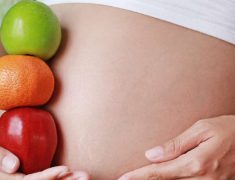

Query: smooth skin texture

[49,4,235,179]
[119,116,235,179]
[0,3,235,180]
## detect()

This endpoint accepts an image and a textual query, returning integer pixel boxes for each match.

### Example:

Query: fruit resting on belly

[0,0,61,174]
[0,0,61,60]
[0,108,57,174]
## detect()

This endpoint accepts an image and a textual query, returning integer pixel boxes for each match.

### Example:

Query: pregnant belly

[46,4,235,180]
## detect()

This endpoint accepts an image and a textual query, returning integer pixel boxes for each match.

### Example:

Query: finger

[24,166,70,180]
[0,147,20,173]
[0,171,24,180]
[145,120,212,163]
[62,171,90,180]
[24,166,89,180]
[119,138,218,180]
[118,155,196,180]
[0,167,89,180]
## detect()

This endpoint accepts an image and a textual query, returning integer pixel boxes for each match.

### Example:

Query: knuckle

[210,159,219,172]
[194,119,211,129]
[194,119,215,136]
[190,158,207,176]
[166,138,182,155]
[147,164,162,180]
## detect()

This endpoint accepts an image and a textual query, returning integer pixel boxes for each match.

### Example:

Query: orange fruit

[0,55,54,110]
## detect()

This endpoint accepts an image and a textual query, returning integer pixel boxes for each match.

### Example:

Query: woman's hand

[0,147,89,180]
[0,165,89,180]
[0,147,19,173]
[0,165,89,179]
[118,115,235,180]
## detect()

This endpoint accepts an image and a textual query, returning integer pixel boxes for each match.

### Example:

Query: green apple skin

[0,0,61,60]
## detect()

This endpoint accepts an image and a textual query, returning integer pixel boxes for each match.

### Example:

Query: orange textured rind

[0,55,54,110]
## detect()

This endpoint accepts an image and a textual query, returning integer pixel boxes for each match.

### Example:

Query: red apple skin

[0,107,57,174]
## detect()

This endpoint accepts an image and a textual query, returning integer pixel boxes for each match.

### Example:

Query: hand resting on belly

[0,3,235,180]
[47,3,235,180]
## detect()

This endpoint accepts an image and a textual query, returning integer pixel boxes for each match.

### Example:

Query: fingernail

[145,146,164,161]
[2,155,17,173]
[73,171,89,180]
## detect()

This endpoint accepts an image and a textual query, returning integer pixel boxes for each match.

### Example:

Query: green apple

[0,0,61,60]
[0,0,20,26]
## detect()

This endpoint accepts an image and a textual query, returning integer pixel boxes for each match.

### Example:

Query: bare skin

[119,116,235,179]
[0,3,235,180]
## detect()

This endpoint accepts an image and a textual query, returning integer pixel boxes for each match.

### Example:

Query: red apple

[0,107,57,174]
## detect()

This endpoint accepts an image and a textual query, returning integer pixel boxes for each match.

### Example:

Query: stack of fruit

[0,0,61,174]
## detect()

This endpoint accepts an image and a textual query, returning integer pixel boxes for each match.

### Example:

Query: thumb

[0,147,19,173]
[145,120,211,163]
